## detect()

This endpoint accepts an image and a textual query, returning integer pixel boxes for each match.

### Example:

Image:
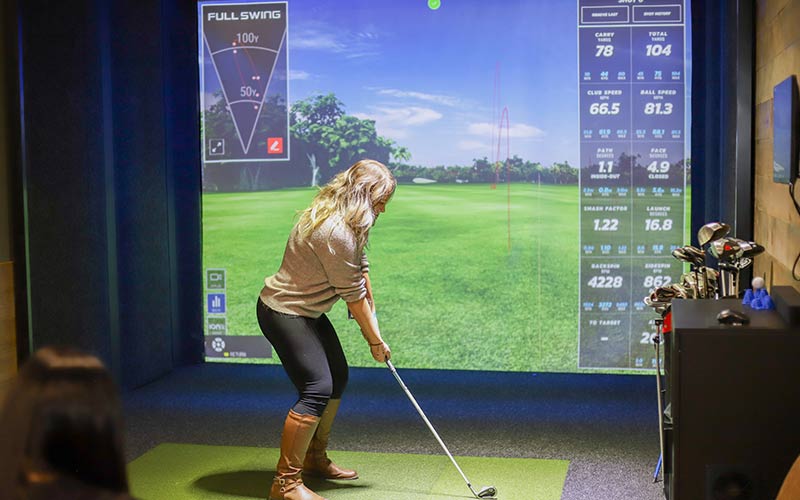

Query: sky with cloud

[274,0,580,167]
[201,0,693,167]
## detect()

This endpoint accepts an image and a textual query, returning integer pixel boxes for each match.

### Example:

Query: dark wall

[17,0,203,388]
[691,0,756,243]
[161,0,204,379]
[0,0,13,263]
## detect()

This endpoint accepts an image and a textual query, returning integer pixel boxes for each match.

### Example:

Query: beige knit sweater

[260,214,369,318]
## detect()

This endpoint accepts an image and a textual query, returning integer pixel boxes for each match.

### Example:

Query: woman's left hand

[369,341,391,362]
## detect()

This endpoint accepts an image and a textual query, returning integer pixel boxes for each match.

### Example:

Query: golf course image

[203,182,581,373]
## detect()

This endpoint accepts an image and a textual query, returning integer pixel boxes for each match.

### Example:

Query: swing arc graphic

[202,2,288,156]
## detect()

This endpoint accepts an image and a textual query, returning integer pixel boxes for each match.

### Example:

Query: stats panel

[578,0,687,369]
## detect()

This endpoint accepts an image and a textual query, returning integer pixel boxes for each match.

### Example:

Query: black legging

[256,299,349,417]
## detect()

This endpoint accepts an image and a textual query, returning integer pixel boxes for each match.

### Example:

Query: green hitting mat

[129,443,568,500]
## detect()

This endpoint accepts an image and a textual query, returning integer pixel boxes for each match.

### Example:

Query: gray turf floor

[123,363,666,500]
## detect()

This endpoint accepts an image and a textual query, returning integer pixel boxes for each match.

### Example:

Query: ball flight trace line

[491,63,512,253]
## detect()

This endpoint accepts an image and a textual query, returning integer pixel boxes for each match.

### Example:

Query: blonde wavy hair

[297,159,396,248]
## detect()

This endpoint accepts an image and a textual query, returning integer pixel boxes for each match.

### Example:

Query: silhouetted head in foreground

[0,346,130,499]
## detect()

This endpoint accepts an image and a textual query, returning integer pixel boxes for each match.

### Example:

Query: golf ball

[752,276,765,289]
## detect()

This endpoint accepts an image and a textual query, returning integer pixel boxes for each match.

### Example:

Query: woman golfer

[257,159,394,500]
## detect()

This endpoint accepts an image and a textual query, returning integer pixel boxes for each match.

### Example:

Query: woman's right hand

[369,341,391,362]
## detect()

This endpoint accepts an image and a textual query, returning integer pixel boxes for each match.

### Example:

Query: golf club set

[643,222,766,316]
[647,222,766,483]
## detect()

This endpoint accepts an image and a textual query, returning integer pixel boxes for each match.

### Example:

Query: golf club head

[683,246,706,266]
[477,486,497,498]
[671,247,689,262]
[644,296,669,307]
[707,237,741,262]
[644,297,671,315]
[652,286,677,302]
[697,222,731,247]
[668,283,689,299]
[736,240,765,259]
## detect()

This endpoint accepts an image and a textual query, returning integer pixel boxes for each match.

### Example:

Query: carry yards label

[200,2,289,162]
[577,0,687,369]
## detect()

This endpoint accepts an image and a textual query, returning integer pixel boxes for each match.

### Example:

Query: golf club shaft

[654,324,665,482]
[385,360,477,495]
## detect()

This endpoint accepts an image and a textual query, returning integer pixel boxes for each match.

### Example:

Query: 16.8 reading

[645,218,673,231]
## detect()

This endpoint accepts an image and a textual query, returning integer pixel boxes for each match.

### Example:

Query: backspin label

[578,0,687,369]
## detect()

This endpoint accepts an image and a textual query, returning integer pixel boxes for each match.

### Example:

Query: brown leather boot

[269,410,327,500]
[303,399,358,480]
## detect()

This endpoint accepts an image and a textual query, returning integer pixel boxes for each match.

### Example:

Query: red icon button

[268,137,283,154]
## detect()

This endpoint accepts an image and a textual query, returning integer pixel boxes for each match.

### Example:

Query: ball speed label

[578,0,687,369]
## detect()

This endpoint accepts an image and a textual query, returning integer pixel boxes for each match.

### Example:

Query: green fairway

[129,443,569,500]
[203,183,580,372]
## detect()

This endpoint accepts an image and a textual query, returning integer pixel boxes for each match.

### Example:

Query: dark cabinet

[662,298,800,500]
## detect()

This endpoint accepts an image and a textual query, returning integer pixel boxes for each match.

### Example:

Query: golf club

[667,283,690,299]
[672,245,707,298]
[651,286,677,301]
[386,360,498,499]
[644,296,670,316]
[695,266,717,299]
[717,263,740,298]
[682,246,706,266]
[680,272,699,299]
[707,236,742,262]
[671,247,690,263]
[699,266,719,299]
[697,222,731,248]
[738,241,765,259]
[685,248,707,296]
